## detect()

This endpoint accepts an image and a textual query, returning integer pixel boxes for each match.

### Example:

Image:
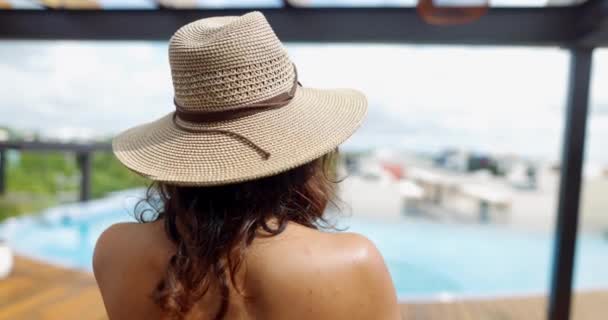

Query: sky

[1,41,608,164]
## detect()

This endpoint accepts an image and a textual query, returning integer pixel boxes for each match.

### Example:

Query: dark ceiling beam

[576,0,608,47]
[0,7,585,46]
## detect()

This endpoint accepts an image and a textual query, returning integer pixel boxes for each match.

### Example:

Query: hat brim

[112,87,367,186]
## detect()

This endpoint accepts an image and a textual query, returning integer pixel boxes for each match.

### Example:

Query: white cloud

[0,41,173,136]
[1,41,607,163]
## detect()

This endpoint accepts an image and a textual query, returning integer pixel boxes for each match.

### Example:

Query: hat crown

[169,12,295,112]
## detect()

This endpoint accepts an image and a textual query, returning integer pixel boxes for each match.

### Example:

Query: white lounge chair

[0,239,13,279]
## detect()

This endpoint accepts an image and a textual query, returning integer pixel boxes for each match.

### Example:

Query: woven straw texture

[113,11,367,186]
[170,12,295,111]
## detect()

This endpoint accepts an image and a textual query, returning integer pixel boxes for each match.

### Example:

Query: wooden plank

[0,257,104,320]
[399,291,608,320]
[0,286,69,320]
[41,286,105,320]
[0,277,34,305]
[39,0,99,9]
[2,256,608,320]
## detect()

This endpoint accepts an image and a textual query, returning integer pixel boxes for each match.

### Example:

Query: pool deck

[0,256,106,320]
[1,256,607,320]
[400,291,608,320]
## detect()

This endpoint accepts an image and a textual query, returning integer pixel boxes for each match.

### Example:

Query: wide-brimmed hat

[113,11,367,186]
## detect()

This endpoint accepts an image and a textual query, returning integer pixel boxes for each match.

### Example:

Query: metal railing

[0,141,112,202]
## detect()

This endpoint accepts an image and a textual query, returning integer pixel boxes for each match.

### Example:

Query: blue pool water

[2,190,608,299]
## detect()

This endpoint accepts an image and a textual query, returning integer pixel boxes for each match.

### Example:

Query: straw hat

[113,11,367,186]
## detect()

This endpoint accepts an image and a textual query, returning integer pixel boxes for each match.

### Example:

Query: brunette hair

[136,150,341,319]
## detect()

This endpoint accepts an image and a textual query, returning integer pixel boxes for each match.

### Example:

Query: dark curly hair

[135,150,341,319]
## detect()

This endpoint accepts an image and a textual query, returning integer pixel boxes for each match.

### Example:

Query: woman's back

[94,220,400,320]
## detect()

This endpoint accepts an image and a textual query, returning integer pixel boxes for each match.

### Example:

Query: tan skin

[93,219,401,320]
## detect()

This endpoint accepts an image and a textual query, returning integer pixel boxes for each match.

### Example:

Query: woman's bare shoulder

[93,222,135,272]
[248,223,388,271]
[93,221,172,273]
[93,222,171,319]
[245,224,401,320]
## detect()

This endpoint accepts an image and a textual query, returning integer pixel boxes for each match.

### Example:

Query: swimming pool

[2,190,607,299]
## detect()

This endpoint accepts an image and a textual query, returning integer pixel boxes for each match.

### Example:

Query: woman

[93,11,401,320]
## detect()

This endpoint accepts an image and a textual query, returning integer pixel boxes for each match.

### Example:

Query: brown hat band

[171,66,299,160]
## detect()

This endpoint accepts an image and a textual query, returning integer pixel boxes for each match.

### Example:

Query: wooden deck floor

[1,256,606,320]
[0,256,106,320]
[400,291,608,320]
